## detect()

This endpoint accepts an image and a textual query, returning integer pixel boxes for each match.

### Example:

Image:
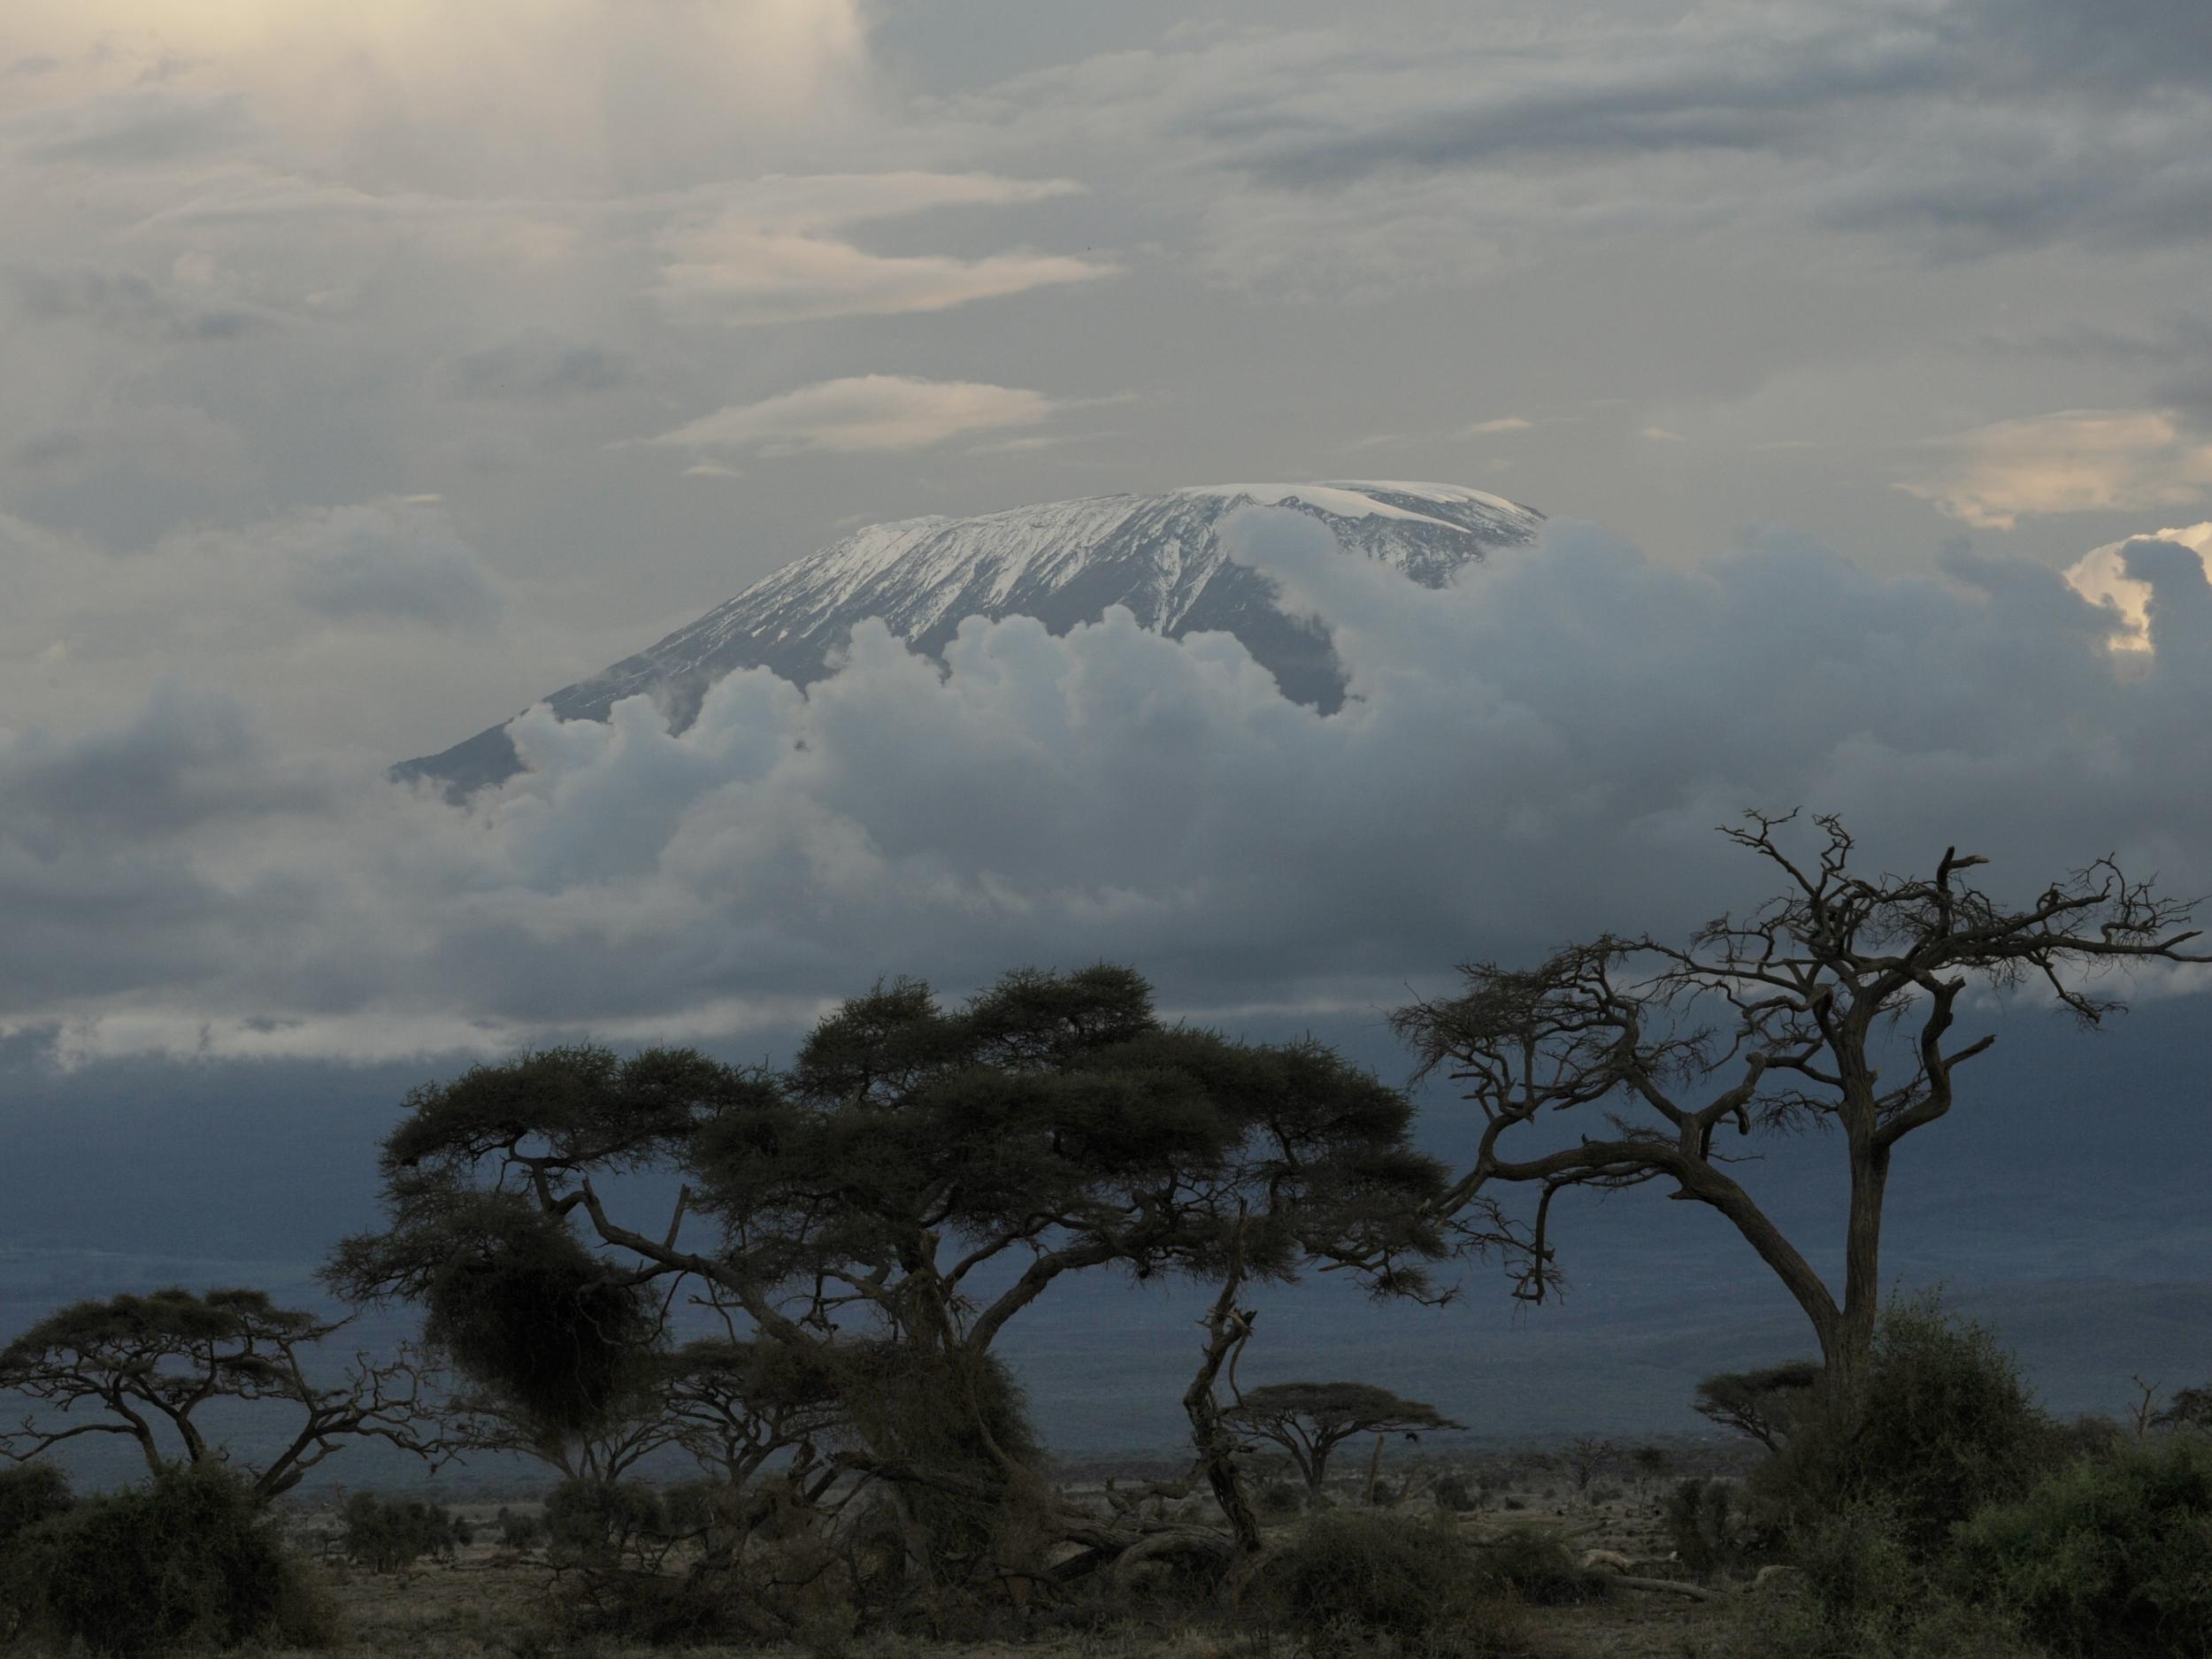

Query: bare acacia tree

[1393,813,2207,1390]
[0,1287,442,1502]
[1563,1434,1618,1500]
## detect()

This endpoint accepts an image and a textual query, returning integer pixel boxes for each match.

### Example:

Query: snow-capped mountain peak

[398,480,1542,793]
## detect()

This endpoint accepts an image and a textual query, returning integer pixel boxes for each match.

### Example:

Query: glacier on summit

[397,480,1542,793]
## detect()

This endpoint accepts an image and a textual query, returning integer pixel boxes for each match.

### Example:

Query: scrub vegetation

[4,817,2208,1657]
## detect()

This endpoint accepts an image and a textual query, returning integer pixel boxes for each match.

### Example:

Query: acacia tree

[657,1337,845,1495]
[0,1287,441,1502]
[326,965,1449,1577]
[1223,1382,1463,1495]
[1692,1362,1821,1454]
[1393,813,2207,1392]
[2155,1384,2212,1437]
[1563,1434,1618,1500]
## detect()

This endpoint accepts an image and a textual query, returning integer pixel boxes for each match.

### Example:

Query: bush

[545,1477,677,1567]
[27,1463,336,1654]
[1432,1471,1479,1514]
[1948,1434,2212,1657]
[1725,1296,2062,1659]
[340,1490,468,1572]
[1256,1508,1528,1652]
[1664,1478,1758,1578]
[0,1463,76,1638]
[1256,1478,1306,1520]
[1470,1524,1606,1606]
[1750,1294,2055,1554]
[0,1462,73,1542]
[496,1504,548,1549]
[1729,1498,2026,1659]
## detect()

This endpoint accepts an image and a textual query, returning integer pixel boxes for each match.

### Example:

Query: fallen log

[1609,1574,1724,1602]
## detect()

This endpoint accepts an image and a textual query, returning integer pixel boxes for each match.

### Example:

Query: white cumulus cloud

[4,509,2208,1064]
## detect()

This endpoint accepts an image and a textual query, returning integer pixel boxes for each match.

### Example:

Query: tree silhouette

[1394,813,2206,1390]
[0,1288,440,1502]
[1692,1362,1821,1454]
[1224,1381,1463,1494]
[327,964,1450,1573]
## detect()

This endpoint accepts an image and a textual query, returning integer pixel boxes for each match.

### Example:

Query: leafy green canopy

[19,1463,333,1655]
[1949,1435,2212,1659]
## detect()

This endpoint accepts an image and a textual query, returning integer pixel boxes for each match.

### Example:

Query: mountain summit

[398,480,1543,793]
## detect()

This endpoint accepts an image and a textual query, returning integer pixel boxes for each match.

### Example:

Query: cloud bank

[4,510,2208,1066]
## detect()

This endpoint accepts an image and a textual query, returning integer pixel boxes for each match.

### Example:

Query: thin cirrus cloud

[1900,409,2212,530]
[637,375,1066,457]
[928,3,2212,299]
[652,172,1116,326]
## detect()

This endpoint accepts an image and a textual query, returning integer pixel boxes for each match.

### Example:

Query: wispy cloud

[637,375,1066,457]
[653,173,1115,325]
[1901,409,2212,529]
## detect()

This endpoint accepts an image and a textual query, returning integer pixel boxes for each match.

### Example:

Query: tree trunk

[1186,1256,1262,1555]
[1834,1139,1893,1396]
[1306,1443,1332,1494]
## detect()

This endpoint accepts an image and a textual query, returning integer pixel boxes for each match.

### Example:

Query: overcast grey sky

[3,0,2210,1065]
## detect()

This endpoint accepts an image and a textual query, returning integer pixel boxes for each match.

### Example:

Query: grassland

[266,1455,1761,1659]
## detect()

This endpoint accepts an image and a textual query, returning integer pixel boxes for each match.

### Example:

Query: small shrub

[1665,1478,1759,1578]
[1255,1478,1305,1520]
[545,1477,677,1568]
[1432,1471,1479,1514]
[1948,1434,2212,1657]
[496,1504,548,1549]
[1256,1508,1525,1652]
[340,1490,467,1572]
[29,1463,336,1654]
[1470,1525,1605,1606]
[1500,1494,1527,1511]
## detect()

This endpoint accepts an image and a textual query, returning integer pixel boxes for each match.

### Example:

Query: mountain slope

[398,480,1543,793]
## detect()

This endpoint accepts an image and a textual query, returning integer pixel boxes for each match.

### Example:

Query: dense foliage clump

[1664,1477,1761,1579]
[1747,1294,2055,1553]
[1256,1509,1536,1654]
[1947,1434,2212,1658]
[15,1464,336,1654]
[340,1490,470,1572]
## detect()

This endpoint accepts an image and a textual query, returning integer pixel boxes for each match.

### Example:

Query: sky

[2,0,2210,1325]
